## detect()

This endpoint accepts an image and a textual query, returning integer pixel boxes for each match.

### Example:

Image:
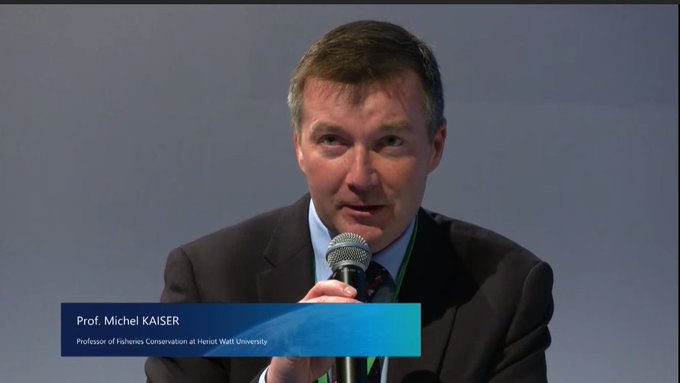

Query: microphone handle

[336,357,367,383]
[332,266,367,302]
[332,266,367,383]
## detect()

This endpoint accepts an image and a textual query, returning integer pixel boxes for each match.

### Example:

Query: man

[145,20,553,383]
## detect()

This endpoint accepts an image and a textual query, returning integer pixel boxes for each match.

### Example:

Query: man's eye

[383,136,404,146]
[321,136,341,146]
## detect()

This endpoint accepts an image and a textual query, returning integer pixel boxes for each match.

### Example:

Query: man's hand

[265,280,361,383]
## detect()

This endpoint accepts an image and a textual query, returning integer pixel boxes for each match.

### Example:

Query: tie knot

[365,261,396,302]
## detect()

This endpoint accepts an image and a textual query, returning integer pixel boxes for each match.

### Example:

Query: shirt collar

[308,199,415,282]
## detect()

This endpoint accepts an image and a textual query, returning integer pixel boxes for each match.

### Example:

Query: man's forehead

[302,71,425,106]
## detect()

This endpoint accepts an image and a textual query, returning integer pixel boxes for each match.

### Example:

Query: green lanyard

[317,216,419,383]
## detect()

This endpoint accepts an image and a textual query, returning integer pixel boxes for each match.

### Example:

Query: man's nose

[346,147,378,191]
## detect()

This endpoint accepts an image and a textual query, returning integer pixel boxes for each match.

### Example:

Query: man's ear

[293,129,306,174]
[428,125,447,173]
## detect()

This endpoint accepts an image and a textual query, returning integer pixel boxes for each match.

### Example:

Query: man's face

[294,71,446,252]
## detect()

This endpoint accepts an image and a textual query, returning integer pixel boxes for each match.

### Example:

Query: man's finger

[300,280,357,301]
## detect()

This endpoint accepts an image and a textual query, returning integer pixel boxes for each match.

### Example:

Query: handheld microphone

[326,232,372,383]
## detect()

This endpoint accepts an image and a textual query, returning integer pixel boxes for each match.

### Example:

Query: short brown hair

[288,20,446,139]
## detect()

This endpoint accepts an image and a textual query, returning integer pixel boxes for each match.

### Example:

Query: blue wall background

[0,5,677,382]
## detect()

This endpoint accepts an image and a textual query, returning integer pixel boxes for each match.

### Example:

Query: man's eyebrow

[309,121,413,135]
[378,121,412,133]
[308,123,343,135]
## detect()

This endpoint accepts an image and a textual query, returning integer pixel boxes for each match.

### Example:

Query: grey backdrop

[0,5,677,383]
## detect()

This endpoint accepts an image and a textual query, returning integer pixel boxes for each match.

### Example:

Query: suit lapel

[256,195,316,303]
[389,209,467,382]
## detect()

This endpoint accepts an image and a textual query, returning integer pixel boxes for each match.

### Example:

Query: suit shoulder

[424,210,553,328]
[178,205,287,260]
[425,209,548,280]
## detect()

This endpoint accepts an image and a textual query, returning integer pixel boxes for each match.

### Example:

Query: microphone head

[326,232,372,272]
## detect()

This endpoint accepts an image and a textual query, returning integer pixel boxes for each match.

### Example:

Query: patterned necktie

[365,261,396,303]
[364,261,395,383]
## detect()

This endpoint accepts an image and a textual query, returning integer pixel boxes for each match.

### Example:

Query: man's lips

[342,204,385,213]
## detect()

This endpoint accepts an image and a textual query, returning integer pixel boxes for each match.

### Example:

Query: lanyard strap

[317,215,419,383]
[392,214,418,303]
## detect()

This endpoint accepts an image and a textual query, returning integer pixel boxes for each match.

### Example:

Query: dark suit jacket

[145,194,553,383]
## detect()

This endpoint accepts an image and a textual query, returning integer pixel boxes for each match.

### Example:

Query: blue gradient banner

[61,303,420,357]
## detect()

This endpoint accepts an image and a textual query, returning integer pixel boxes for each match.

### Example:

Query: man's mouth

[343,205,384,213]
